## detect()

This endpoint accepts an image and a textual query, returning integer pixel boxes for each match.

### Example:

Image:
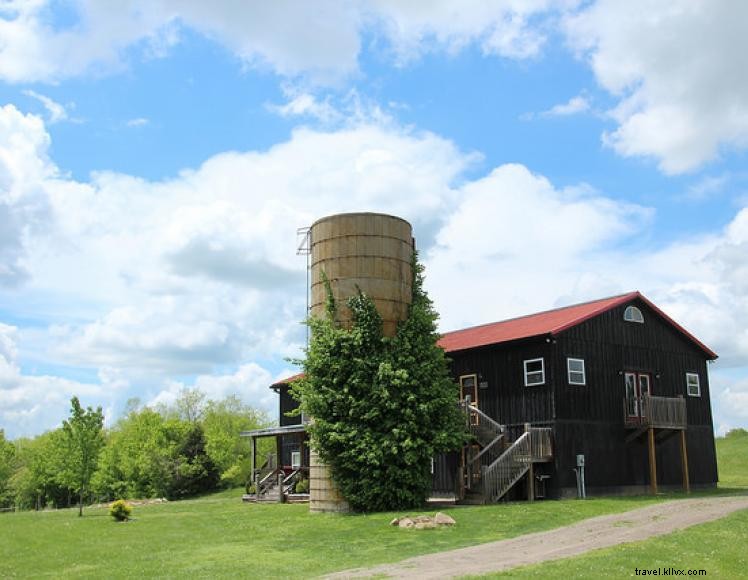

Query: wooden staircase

[460,402,553,503]
[481,427,552,502]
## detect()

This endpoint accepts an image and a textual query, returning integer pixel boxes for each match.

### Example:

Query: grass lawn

[716,428,748,488]
[2,431,746,578]
[0,492,680,579]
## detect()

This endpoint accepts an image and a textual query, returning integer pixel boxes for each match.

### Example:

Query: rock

[390,518,400,526]
[434,512,456,526]
[398,517,415,528]
[414,521,438,530]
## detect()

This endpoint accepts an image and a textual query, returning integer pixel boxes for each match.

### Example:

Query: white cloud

[0,323,105,438]
[0,104,55,287]
[368,0,570,63]
[565,0,748,174]
[5,96,748,436]
[149,363,280,418]
[541,94,590,117]
[424,164,653,330]
[126,117,149,128]
[0,1,572,84]
[22,90,69,123]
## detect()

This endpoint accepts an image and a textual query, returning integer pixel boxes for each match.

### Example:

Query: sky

[1,0,748,438]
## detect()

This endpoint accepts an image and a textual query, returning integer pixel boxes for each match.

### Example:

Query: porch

[240,424,310,503]
[623,394,690,494]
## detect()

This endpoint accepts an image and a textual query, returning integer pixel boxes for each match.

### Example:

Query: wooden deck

[623,394,686,430]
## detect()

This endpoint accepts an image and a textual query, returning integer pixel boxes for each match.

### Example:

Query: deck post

[250,436,256,483]
[680,430,690,493]
[525,423,534,502]
[647,427,657,495]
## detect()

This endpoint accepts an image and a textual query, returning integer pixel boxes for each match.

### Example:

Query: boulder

[434,512,456,526]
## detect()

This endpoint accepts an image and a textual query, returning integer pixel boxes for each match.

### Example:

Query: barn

[243,290,718,503]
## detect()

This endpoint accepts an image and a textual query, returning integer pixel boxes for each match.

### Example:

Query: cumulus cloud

[0,105,55,287]
[0,323,105,438]
[424,164,653,330]
[148,363,281,418]
[565,0,748,174]
[0,1,570,84]
[4,94,748,435]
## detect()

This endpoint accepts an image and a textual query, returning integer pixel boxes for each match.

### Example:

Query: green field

[0,492,673,579]
[1,430,746,579]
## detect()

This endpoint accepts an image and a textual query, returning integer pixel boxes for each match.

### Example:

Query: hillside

[716,428,748,488]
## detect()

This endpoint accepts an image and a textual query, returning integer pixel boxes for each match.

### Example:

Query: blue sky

[1,0,748,438]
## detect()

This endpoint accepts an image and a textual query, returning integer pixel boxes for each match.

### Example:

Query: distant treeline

[0,390,271,511]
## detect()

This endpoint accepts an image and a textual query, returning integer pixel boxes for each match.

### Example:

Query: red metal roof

[271,291,717,385]
[270,372,304,388]
[438,291,717,359]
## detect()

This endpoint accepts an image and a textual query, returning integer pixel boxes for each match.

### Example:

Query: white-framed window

[524,358,545,386]
[291,451,301,469]
[686,372,701,397]
[624,305,644,323]
[567,358,586,385]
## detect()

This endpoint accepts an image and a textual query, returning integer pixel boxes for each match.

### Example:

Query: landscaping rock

[434,512,456,526]
[391,513,456,529]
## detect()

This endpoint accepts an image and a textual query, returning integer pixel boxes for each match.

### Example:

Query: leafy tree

[10,430,74,510]
[0,430,15,508]
[93,407,176,500]
[292,256,465,511]
[202,396,272,487]
[167,421,220,498]
[62,397,104,516]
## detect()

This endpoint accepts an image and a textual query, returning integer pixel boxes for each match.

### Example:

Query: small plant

[246,482,257,494]
[295,478,309,494]
[109,499,132,522]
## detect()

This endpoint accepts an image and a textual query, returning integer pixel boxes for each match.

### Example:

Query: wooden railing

[460,400,506,445]
[528,427,553,461]
[481,426,553,502]
[623,395,686,429]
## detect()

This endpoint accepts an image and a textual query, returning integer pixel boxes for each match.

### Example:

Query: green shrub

[246,482,256,494]
[109,499,132,522]
[295,478,309,494]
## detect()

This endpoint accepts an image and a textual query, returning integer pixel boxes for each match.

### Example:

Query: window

[686,372,701,397]
[624,305,644,323]
[567,358,586,385]
[524,358,545,386]
[291,451,301,469]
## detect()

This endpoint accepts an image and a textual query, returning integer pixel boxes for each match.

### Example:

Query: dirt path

[326,495,748,579]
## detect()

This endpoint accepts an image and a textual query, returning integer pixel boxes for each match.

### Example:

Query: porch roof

[240,424,307,439]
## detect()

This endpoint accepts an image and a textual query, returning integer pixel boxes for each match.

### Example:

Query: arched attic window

[624,305,644,323]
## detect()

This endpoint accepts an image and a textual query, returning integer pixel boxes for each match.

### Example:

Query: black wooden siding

[448,339,555,427]
[278,385,301,427]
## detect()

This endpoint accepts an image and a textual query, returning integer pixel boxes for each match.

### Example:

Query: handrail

[471,432,506,466]
[482,431,531,502]
[460,400,506,436]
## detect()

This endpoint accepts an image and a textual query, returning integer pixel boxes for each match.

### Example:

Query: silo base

[309,449,350,513]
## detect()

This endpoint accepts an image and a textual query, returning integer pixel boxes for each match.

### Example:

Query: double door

[625,372,651,421]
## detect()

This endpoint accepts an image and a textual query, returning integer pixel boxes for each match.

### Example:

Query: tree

[202,396,272,487]
[0,430,15,508]
[292,255,465,511]
[62,397,104,516]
